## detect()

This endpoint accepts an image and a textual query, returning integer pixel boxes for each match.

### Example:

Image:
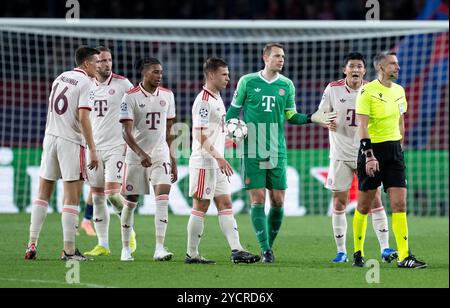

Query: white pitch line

[0,278,116,288]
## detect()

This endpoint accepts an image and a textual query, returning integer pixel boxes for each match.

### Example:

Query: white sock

[62,205,80,250]
[29,199,49,246]
[105,189,124,217]
[155,195,169,250]
[187,210,205,258]
[121,200,137,249]
[332,209,347,254]
[218,209,244,251]
[371,207,390,253]
[93,193,110,249]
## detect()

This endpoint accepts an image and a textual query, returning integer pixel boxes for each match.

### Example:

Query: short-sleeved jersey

[231,72,296,159]
[319,79,368,161]
[45,68,96,146]
[120,83,176,164]
[91,73,133,150]
[190,87,227,169]
[356,80,407,144]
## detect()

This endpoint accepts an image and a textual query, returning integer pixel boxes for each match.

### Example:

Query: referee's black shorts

[357,141,407,192]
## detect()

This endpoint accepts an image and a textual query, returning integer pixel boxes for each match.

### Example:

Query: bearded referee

[352,51,427,269]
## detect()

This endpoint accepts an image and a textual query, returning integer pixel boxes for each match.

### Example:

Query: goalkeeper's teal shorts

[242,156,287,191]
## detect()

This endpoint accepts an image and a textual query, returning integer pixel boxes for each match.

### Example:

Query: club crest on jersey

[109,89,116,95]
[279,89,286,97]
[126,185,134,192]
[205,187,211,195]
[199,108,209,118]
[160,100,167,107]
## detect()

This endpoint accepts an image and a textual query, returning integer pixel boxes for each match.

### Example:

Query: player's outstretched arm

[121,121,152,168]
[310,108,337,125]
[166,118,178,183]
[79,108,98,170]
[225,105,242,121]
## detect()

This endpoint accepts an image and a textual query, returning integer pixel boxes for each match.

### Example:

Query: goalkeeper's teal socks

[251,204,270,252]
[268,207,284,248]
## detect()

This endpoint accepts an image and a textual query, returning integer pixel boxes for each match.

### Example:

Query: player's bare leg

[215,194,260,264]
[353,189,377,267]
[121,195,137,261]
[80,190,96,236]
[105,182,125,216]
[249,188,274,262]
[371,189,397,262]
[104,182,136,253]
[25,177,55,260]
[153,184,173,261]
[84,187,111,256]
[268,189,285,250]
[331,191,349,263]
[185,197,215,264]
[61,180,83,256]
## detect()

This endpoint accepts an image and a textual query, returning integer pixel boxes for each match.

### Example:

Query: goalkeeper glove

[309,109,337,125]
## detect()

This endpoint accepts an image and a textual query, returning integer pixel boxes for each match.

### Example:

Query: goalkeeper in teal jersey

[226,43,336,262]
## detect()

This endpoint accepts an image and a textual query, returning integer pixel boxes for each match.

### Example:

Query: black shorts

[357,141,407,192]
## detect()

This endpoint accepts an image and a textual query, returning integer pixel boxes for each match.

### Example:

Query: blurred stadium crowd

[1,0,448,20]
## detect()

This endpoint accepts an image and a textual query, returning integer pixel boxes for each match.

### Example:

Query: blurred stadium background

[0,1,448,217]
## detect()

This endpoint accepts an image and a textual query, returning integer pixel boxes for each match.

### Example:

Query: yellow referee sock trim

[392,212,409,261]
[353,209,368,257]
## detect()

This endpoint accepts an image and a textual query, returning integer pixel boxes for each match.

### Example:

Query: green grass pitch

[0,213,448,288]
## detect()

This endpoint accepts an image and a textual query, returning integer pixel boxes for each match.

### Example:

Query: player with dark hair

[25,46,100,261]
[318,52,397,263]
[119,57,177,261]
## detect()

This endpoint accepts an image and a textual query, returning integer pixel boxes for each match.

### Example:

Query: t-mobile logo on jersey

[261,96,276,113]
[146,112,161,130]
[94,100,108,117]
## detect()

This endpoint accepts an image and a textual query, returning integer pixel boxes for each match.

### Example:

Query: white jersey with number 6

[119,83,176,164]
[45,68,96,146]
[92,73,133,150]
[319,79,368,161]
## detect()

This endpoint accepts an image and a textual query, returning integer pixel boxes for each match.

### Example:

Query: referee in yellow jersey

[352,51,427,269]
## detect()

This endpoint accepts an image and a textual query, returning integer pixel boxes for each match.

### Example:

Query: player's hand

[217,158,234,177]
[365,155,380,178]
[170,161,178,183]
[139,153,152,168]
[327,120,337,132]
[88,149,99,171]
[311,109,337,125]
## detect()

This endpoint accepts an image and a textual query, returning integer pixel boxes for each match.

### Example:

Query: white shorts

[326,160,357,192]
[122,161,172,195]
[39,135,87,182]
[87,145,127,188]
[189,168,231,200]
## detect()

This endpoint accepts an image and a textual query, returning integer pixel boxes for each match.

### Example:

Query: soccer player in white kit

[119,58,178,262]
[25,46,100,261]
[186,57,260,264]
[83,46,136,257]
[318,52,397,264]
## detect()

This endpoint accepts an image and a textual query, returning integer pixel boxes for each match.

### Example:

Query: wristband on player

[360,138,373,152]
